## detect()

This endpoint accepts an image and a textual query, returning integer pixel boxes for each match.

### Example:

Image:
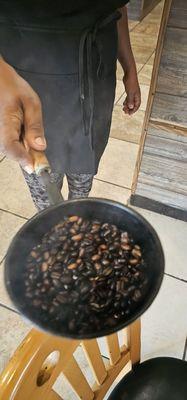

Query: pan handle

[29,149,51,176]
[29,149,63,205]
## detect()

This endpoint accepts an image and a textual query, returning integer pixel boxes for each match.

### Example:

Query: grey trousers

[23,170,94,211]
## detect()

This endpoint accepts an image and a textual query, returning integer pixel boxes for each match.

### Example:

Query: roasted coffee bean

[61,275,72,284]
[121,244,131,251]
[41,303,48,311]
[99,244,107,251]
[84,245,94,254]
[32,299,42,307]
[129,258,139,266]
[95,263,101,271]
[51,272,61,280]
[49,305,56,314]
[91,224,100,233]
[52,279,61,288]
[25,291,33,298]
[56,253,64,262]
[132,289,142,302]
[68,263,77,270]
[44,251,50,260]
[101,259,110,266]
[41,262,48,272]
[30,251,37,258]
[103,267,113,277]
[92,254,100,261]
[59,235,67,242]
[56,294,68,304]
[70,228,77,235]
[25,215,148,336]
[69,216,79,223]
[132,248,142,258]
[79,248,85,258]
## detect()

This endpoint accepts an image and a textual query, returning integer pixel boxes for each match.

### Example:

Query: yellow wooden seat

[0,320,140,400]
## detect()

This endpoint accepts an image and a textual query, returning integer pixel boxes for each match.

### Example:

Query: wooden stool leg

[127,319,141,366]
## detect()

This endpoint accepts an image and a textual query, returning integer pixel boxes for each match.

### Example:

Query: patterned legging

[23,170,94,211]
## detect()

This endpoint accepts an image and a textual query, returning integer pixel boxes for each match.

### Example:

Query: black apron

[0,8,121,174]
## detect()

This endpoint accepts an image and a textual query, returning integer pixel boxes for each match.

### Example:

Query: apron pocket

[0,23,80,75]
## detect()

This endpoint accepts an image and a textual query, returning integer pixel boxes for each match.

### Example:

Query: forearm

[117,6,137,74]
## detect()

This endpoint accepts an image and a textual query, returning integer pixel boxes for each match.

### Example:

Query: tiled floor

[0,1,186,398]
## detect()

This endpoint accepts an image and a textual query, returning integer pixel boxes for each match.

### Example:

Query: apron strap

[79,10,121,150]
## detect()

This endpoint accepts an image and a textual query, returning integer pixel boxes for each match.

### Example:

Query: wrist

[123,66,138,84]
[119,55,137,74]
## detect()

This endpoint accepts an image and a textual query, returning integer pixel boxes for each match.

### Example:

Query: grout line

[164,272,187,284]
[94,177,131,191]
[0,208,28,221]
[101,354,110,361]
[0,302,20,315]
[110,135,139,146]
[0,156,6,163]
[137,50,155,74]
[182,337,187,361]
[115,88,126,106]
[130,21,140,32]
[110,135,140,146]
[0,256,6,265]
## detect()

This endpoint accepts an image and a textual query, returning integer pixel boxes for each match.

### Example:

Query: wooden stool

[0,320,140,400]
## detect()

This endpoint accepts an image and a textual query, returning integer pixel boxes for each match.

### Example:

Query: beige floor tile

[96,138,139,188]
[117,84,149,112]
[134,21,161,37]
[136,63,144,73]
[62,175,131,204]
[130,31,157,49]
[91,179,131,204]
[132,207,187,281]
[138,64,153,85]
[0,306,30,374]
[0,158,36,219]
[141,275,187,360]
[0,210,25,262]
[143,3,164,25]
[115,79,125,104]
[128,20,139,31]
[139,84,150,111]
[110,105,144,144]
[132,45,155,65]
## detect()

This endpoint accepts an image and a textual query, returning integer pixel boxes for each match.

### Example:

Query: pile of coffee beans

[24,216,148,335]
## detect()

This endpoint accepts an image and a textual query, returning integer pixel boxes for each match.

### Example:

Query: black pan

[5,195,165,339]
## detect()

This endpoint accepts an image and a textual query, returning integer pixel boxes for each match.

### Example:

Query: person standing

[0,1,140,210]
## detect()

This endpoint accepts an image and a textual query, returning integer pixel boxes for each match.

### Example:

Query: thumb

[126,92,135,110]
[22,94,47,151]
